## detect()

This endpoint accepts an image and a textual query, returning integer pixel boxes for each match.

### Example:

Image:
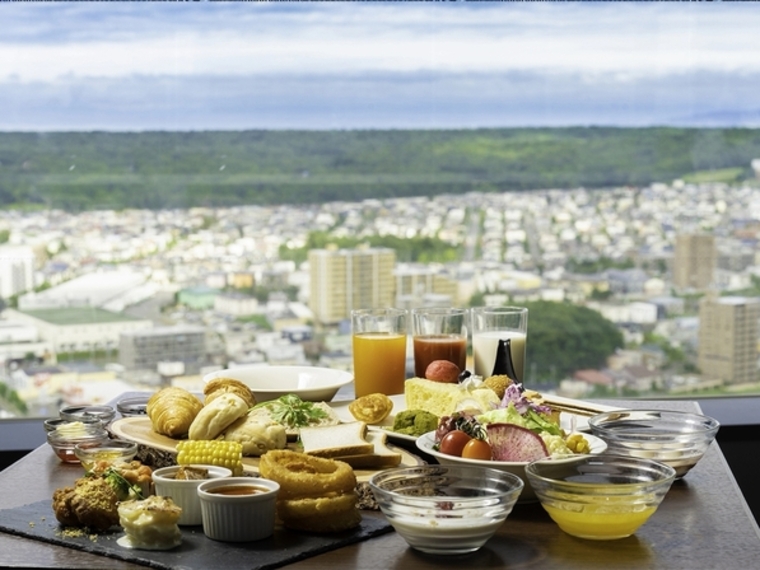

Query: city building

[0,245,35,300]
[673,234,716,291]
[17,268,152,312]
[309,248,396,325]
[4,307,152,355]
[698,295,760,385]
[119,325,207,374]
[394,264,459,308]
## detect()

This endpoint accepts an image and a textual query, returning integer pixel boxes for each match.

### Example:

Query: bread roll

[147,387,203,438]
[220,415,287,456]
[203,377,256,408]
[188,392,248,441]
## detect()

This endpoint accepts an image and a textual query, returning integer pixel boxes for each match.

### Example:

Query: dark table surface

[1,397,758,570]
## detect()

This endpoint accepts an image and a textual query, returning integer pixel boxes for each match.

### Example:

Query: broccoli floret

[102,467,143,501]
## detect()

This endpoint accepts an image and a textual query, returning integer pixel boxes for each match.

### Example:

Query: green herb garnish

[251,394,329,429]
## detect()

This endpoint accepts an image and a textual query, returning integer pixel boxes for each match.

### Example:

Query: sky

[2,2,760,132]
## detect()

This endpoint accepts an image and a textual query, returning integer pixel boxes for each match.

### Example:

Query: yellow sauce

[543,503,657,540]
[80,450,128,471]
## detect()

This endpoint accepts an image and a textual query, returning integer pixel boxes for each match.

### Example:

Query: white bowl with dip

[197,477,280,542]
[152,465,233,526]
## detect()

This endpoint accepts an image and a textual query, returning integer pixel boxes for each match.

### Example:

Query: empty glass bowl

[59,405,116,426]
[369,464,524,555]
[587,409,720,478]
[116,396,151,418]
[526,453,676,540]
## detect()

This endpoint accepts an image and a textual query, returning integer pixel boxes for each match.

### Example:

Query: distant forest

[1,127,759,211]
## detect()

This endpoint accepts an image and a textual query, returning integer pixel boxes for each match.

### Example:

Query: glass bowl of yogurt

[368,464,523,555]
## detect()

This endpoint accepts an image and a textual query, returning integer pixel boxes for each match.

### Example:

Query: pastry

[204,377,256,408]
[188,392,248,441]
[146,387,203,438]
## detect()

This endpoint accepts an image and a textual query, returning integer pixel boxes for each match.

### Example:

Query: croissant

[204,377,256,408]
[188,392,249,441]
[147,387,203,438]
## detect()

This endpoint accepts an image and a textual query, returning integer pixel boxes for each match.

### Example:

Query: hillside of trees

[1,127,759,211]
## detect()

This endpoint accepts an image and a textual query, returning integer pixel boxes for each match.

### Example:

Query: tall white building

[0,245,35,300]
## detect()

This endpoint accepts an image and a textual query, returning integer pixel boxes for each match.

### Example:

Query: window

[1,3,760,426]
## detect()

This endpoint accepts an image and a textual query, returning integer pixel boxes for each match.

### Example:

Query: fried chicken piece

[53,477,120,531]
[52,486,79,527]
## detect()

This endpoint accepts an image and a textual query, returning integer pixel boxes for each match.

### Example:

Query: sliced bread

[332,430,402,469]
[299,421,374,458]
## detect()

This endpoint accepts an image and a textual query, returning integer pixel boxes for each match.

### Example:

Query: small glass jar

[43,416,102,433]
[46,424,110,463]
[116,396,150,418]
[59,405,116,426]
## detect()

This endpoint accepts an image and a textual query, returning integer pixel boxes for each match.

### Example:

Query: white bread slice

[332,430,402,469]
[299,421,373,458]
[404,377,500,418]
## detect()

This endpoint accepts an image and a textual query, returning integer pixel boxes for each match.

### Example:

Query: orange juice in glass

[351,308,408,397]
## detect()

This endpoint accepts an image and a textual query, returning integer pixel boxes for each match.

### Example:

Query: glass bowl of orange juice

[525,453,676,540]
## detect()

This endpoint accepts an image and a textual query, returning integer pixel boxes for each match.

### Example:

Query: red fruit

[486,423,549,462]
[425,360,461,383]
[439,430,472,457]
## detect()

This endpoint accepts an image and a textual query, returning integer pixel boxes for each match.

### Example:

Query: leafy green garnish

[100,467,145,501]
[251,394,328,429]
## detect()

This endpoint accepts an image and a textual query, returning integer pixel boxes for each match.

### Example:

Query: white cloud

[1,4,760,82]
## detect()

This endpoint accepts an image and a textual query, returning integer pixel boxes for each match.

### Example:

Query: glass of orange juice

[351,308,408,398]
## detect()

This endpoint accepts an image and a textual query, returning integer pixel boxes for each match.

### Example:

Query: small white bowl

[416,431,608,502]
[197,477,280,542]
[152,465,233,526]
[203,365,353,403]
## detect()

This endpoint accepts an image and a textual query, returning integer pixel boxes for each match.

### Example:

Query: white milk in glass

[472,330,526,382]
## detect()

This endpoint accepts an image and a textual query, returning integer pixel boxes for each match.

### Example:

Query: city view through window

[2,4,760,420]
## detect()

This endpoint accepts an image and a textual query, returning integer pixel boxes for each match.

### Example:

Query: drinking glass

[471,306,528,382]
[351,308,408,397]
[412,307,468,378]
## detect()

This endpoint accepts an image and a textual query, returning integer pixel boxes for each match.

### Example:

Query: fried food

[483,374,514,399]
[348,393,393,424]
[261,450,361,533]
[277,492,358,520]
[53,477,120,532]
[259,450,356,500]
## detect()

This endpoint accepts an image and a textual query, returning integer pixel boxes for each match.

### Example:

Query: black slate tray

[0,500,393,570]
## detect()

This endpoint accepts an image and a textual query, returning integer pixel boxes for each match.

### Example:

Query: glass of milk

[471,306,528,382]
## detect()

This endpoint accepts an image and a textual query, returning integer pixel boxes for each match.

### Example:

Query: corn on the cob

[176,440,244,476]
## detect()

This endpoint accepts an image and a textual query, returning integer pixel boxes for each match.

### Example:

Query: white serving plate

[330,393,620,443]
[416,430,608,502]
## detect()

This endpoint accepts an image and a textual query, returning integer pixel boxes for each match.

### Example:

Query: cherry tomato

[462,438,492,461]
[439,430,472,457]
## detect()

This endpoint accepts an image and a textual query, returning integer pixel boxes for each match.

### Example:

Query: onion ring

[282,507,361,533]
[259,450,356,500]
[277,492,358,520]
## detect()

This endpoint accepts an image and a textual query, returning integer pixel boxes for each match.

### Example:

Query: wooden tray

[110,417,424,482]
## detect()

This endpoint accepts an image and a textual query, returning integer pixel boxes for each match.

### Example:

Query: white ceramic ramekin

[197,477,280,542]
[152,465,233,526]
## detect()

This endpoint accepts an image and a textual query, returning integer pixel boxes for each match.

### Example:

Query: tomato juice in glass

[352,332,407,397]
[413,334,467,378]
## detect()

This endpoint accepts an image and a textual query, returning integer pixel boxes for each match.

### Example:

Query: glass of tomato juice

[351,308,408,398]
[411,307,468,378]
